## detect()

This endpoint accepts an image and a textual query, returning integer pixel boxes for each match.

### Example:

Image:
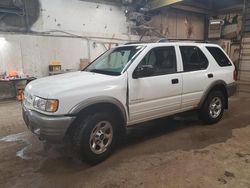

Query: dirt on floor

[0,96,250,188]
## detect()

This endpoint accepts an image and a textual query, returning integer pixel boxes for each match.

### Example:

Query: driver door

[128,46,182,124]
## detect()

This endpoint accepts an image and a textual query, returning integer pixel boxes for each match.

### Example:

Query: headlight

[33,97,59,112]
[33,97,46,111]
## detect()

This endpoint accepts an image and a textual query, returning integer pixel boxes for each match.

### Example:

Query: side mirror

[133,65,154,79]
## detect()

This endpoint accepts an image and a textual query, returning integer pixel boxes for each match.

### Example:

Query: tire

[72,112,119,165]
[199,90,225,124]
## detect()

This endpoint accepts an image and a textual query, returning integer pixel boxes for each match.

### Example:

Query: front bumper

[226,82,237,97]
[22,105,75,143]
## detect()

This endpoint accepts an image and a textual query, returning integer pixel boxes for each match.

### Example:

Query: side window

[180,46,208,72]
[138,46,177,76]
[206,47,232,67]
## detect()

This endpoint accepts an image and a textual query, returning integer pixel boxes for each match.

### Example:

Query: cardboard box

[51,60,61,66]
[49,65,61,72]
[80,59,90,70]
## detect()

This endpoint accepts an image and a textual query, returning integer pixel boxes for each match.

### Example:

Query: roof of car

[122,42,220,48]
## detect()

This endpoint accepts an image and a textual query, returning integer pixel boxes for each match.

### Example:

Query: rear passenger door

[178,45,213,109]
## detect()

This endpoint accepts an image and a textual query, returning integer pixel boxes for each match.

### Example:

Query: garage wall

[0,0,139,78]
[32,0,129,34]
[0,1,206,78]
[238,1,250,95]
[0,34,89,77]
[0,33,139,78]
[148,9,205,40]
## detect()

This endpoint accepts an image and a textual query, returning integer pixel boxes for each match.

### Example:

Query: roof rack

[157,38,169,43]
[124,38,207,45]
[124,38,170,45]
[124,41,148,45]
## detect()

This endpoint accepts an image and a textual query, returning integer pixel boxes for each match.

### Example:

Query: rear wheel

[72,112,119,165]
[199,90,225,124]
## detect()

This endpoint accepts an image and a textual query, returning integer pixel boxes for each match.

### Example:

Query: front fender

[68,96,128,123]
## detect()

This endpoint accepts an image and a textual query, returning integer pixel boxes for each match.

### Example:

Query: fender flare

[68,96,128,123]
[198,80,228,109]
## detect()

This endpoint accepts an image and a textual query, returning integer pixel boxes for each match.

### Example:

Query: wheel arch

[67,97,127,134]
[198,80,229,109]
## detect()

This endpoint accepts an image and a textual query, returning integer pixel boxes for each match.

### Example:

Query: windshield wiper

[87,69,121,76]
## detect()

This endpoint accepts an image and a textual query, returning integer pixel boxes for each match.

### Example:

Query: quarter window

[180,46,208,72]
[206,47,232,67]
[137,46,177,76]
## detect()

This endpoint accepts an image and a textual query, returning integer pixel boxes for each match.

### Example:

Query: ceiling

[182,0,244,12]
[193,0,243,9]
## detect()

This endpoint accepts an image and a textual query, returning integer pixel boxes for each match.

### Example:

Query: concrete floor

[0,96,250,188]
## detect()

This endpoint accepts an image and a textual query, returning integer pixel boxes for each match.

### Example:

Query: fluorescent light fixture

[210,19,224,25]
[0,37,6,43]
[0,37,6,49]
[210,21,220,25]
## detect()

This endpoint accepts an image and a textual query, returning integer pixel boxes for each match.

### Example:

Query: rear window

[206,47,232,67]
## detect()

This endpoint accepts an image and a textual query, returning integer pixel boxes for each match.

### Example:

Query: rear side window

[206,47,232,67]
[180,46,208,72]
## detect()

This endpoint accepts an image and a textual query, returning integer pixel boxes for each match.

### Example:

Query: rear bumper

[22,105,75,143]
[226,82,237,97]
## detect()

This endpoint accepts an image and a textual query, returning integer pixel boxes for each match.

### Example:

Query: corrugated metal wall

[240,38,250,81]
[239,38,250,93]
[238,1,250,94]
[244,0,250,34]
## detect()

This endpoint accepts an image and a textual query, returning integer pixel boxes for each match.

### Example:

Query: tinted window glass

[180,46,208,72]
[138,46,177,76]
[206,47,232,67]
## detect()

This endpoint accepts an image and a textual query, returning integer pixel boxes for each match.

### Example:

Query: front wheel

[72,112,119,164]
[199,91,225,124]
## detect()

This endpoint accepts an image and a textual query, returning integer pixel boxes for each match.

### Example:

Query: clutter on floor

[0,71,36,100]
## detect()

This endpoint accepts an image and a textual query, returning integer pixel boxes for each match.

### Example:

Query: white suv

[22,42,236,164]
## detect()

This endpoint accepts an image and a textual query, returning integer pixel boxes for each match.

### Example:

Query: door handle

[172,78,179,84]
[208,73,213,78]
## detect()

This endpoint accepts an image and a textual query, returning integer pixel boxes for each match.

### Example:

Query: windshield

[85,45,144,76]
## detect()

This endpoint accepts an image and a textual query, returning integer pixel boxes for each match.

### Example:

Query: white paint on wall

[0,0,140,77]
[1,0,206,78]
[0,37,23,74]
[0,33,139,78]
[0,34,97,77]
[32,0,128,34]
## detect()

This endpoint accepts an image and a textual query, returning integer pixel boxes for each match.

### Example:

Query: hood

[25,71,118,98]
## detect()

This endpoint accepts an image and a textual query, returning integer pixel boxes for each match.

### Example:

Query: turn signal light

[46,100,59,112]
